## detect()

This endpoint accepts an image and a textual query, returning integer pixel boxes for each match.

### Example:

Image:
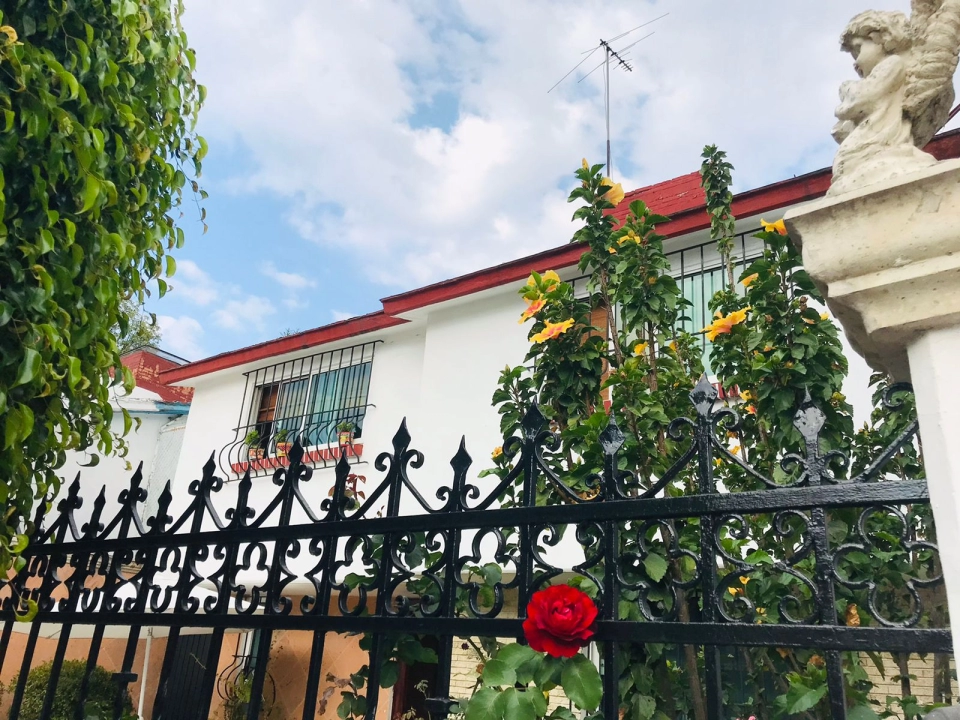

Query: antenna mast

[548,14,667,175]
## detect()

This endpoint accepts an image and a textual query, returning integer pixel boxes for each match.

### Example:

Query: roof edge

[161,311,408,385]
[163,128,960,384]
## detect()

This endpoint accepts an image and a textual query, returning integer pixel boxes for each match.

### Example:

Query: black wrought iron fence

[0,378,948,720]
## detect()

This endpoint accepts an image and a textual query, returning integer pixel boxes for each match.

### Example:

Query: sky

[150,0,960,361]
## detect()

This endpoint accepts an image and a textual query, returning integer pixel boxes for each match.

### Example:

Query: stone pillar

[785,159,960,662]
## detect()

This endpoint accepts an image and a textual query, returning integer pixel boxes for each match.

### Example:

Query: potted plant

[244,430,263,461]
[274,428,292,458]
[336,421,355,446]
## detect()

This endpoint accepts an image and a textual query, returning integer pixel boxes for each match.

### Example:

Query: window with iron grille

[571,229,765,371]
[235,341,378,457]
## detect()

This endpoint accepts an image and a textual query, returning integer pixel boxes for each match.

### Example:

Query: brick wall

[863,653,957,716]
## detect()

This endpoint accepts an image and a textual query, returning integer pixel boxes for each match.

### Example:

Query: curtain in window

[303,361,372,445]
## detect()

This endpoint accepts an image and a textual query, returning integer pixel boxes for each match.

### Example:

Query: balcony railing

[219,404,371,478]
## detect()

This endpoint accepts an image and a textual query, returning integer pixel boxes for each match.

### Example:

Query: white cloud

[156,315,206,360]
[262,262,316,290]
[168,259,219,306]
[212,297,277,331]
[331,310,355,322]
[183,0,941,289]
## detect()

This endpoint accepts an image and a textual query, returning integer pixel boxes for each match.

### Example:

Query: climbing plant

[0,0,204,577]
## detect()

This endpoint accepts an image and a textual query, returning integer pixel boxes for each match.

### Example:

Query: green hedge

[9,659,133,720]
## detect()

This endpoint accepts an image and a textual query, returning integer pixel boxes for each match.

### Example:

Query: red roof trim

[383,128,960,315]
[380,167,832,315]
[161,311,407,384]
[164,129,960,385]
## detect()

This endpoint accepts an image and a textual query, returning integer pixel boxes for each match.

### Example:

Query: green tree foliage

[113,297,161,354]
[10,659,132,720]
[0,0,204,568]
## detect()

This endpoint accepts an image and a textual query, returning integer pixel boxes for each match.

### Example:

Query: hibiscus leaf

[465,688,501,720]
[560,654,602,711]
[643,553,669,583]
[482,658,516,687]
[788,685,828,714]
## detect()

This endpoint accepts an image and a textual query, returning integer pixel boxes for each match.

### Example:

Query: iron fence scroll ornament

[0,377,946,720]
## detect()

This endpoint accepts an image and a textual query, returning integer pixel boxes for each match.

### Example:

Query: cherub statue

[829,1,960,196]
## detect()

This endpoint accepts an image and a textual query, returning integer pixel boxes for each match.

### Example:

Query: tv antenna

[548,13,667,175]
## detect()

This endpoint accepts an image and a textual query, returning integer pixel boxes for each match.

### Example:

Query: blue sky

[149,0,957,361]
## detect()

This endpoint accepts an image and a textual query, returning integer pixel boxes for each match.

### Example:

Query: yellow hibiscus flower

[741,273,759,287]
[701,307,751,341]
[541,270,561,289]
[633,342,648,356]
[531,318,575,343]
[760,218,788,235]
[581,158,589,170]
[739,389,753,402]
[518,297,546,324]
[601,178,625,206]
[492,446,503,459]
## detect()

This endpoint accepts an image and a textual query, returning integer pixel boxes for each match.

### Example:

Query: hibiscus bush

[465,153,939,720]
[330,153,939,720]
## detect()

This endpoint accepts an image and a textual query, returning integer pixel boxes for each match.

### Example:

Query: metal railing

[219,403,371,477]
[0,380,947,720]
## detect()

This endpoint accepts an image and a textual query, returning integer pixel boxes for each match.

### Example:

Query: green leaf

[847,705,881,720]
[534,654,563,686]
[14,348,41,387]
[482,658,516,687]
[66,356,81,390]
[80,175,100,213]
[560,654,602,711]
[493,688,536,720]
[465,688,500,720]
[788,685,828,714]
[15,598,38,622]
[643,553,669,583]
[379,660,400,688]
[496,643,538,669]
[38,228,54,254]
[633,694,657,720]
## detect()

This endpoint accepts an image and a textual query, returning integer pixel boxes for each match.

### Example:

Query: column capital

[785,159,960,380]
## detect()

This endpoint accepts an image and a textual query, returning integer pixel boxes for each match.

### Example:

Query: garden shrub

[9,659,132,720]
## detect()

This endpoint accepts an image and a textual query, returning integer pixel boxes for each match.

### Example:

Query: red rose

[522,584,598,658]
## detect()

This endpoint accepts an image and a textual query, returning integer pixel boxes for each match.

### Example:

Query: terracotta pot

[248,447,264,461]
[275,441,292,458]
[338,430,354,446]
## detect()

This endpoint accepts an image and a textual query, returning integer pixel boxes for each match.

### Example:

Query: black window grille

[571,229,766,369]
[220,341,378,476]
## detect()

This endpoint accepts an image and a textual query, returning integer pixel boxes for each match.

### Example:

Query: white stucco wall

[57,388,187,529]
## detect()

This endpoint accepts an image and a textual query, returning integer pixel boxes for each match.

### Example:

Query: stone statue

[829,1,960,196]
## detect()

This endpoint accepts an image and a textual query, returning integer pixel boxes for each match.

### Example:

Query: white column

[908,326,960,656]
[785,159,960,666]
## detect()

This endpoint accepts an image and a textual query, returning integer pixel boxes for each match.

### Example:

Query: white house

[161,128,960,522]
